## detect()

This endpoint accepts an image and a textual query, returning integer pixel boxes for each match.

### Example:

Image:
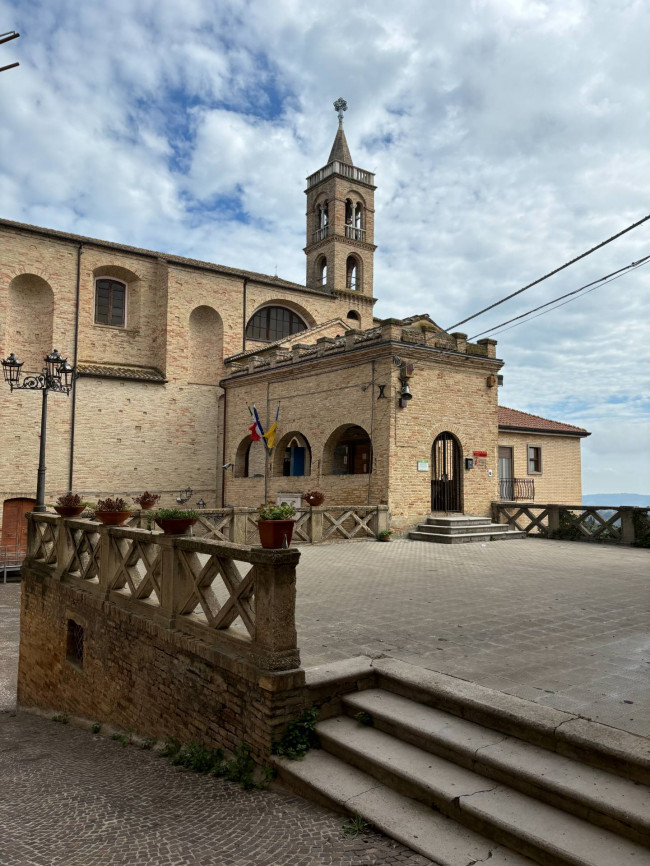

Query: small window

[527,445,542,474]
[95,278,126,327]
[66,619,84,668]
[346,310,361,323]
[317,257,327,286]
[346,257,359,291]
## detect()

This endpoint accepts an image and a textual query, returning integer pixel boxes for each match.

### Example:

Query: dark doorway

[1,498,36,565]
[431,433,462,512]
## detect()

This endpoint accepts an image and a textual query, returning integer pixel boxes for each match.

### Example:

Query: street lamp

[2,349,75,512]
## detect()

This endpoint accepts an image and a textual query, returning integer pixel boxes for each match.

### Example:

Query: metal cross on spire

[333,97,348,124]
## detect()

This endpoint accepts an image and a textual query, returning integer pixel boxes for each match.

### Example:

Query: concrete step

[274,749,536,866]
[371,658,650,785]
[409,530,527,543]
[316,716,650,866]
[427,516,493,527]
[416,522,512,535]
[342,689,650,845]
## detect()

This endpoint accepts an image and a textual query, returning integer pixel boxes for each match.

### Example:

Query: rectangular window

[95,279,126,327]
[527,445,542,474]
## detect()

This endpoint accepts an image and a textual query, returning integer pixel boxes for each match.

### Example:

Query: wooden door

[1,498,36,562]
[353,443,371,475]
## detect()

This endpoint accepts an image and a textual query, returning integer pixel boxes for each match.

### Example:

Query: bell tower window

[316,256,327,287]
[346,257,360,291]
[314,201,329,244]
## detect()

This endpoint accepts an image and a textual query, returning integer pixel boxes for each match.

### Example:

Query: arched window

[234,435,266,478]
[345,199,353,225]
[95,278,126,327]
[346,257,360,291]
[246,306,307,342]
[319,201,329,228]
[316,256,327,287]
[346,310,361,324]
[355,203,362,229]
[273,432,312,477]
[189,305,223,384]
[323,424,372,476]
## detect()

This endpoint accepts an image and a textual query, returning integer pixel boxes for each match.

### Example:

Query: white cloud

[1,0,649,493]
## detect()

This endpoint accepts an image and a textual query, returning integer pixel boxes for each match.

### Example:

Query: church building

[0,102,589,549]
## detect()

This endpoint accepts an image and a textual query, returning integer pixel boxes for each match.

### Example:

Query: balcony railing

[345,225,365,241]
[312,225,329,244]
[499,477,535,501]
[307,161,375,189]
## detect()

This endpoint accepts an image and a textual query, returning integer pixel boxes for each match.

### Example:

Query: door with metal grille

[431,432,462,512]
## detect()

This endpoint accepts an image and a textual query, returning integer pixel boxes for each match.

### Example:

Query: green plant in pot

[377,530,392,542]
[152,507,198,535]
[53,493,86,518]
[93,497,133,525]
[258,503,297,549]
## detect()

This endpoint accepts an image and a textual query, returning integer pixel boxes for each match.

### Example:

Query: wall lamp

[176,486,193,504]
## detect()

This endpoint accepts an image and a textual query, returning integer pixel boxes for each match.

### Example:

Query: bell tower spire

[305,99,377,302]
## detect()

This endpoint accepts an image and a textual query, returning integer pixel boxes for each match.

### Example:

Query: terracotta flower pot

[54,505,86,518]
[94,510,133,526]
[258,519,295,549]
[303,493,325,507]
[154,517,197,535]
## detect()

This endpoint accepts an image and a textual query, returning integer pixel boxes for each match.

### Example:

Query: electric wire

[469,255,650,340]
[476,257,650,340]
[445,211,650,331]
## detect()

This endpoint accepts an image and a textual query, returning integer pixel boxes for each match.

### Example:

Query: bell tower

[305,99,377,302]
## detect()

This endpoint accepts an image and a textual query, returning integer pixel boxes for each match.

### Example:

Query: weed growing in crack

[51,713,69,724]
[272,707,319,760]
[342,813,371,838]
[354,711,373,727]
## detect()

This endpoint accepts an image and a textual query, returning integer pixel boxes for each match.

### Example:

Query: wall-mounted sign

[417,460,429,472]
[473,450,488,457]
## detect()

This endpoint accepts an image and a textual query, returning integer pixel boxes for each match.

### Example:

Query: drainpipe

[221,388,227,507]
[68,243,83,491]
[242,277,248,352]
[368,359,375,505]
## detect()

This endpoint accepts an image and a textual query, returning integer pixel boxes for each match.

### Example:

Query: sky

[1,0,648,495]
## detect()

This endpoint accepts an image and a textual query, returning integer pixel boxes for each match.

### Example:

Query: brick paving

[296,538,650,737]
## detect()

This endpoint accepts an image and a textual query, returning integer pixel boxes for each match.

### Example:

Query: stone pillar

[156,534,179,628]
[251,547,301,671]
[98,524,119,596]
[619,507,635,545]
[451,332,467,353]
[310,507,324,543]
[231,507,250,544]
[547,504,560,536]
[376,505,390,535]
[55,517,72,579]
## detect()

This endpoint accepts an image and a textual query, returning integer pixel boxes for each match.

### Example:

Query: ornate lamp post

[2,349,75,512]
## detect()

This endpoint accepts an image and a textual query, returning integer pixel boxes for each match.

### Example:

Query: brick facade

[497,431,583,503]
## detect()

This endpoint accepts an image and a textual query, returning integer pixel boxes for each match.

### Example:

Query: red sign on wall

[473,450,488,457]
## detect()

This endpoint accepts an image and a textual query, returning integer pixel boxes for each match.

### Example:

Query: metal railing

[1,542,23,583]
[498,478,535,501]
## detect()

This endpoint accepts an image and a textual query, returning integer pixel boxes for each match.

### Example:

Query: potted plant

[377,530,392,543]
[258,503,297,549]
[53,493,86,518]
[93,497,133,526]
[132,491,161,511]
[152,507,198,535]
[303,490,325,507]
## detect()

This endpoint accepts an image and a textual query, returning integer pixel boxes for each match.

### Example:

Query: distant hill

[583,493,650,507]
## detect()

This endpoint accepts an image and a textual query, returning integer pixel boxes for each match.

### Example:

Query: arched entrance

[431,432,462,512]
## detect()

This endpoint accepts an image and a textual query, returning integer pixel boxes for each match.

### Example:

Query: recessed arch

[7,274,54,372]
[93,265,142,330]
[316,255,328,287]
[431,431,463,512]
[322,424,372,476]
[273,431,312,477]
[189,305,223,383]
[234,434,266,478]
[346,310,361,324]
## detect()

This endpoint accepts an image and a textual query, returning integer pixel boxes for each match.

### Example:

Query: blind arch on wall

[189,305,223,384]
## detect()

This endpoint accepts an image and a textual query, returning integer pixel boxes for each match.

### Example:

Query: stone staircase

[275,659,650,866]
[410,515,526,544]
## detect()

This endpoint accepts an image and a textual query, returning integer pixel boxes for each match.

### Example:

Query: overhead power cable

[474,256,650,340]
[445,211,650,331]
[469,255,650,340]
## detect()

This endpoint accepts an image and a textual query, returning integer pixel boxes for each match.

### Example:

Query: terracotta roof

[328,121,353,165]
[498,406,590,436]
[0,218,329,296]
[77,363,166,383]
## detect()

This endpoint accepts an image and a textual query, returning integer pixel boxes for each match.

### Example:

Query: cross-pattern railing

[492,502,650,546]
[25,513,301,671]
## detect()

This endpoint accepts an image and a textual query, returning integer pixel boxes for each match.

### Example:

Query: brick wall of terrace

[18,514,305,762]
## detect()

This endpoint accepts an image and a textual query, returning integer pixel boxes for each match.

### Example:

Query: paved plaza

[297,537,650,737]
[1,537,648,865]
